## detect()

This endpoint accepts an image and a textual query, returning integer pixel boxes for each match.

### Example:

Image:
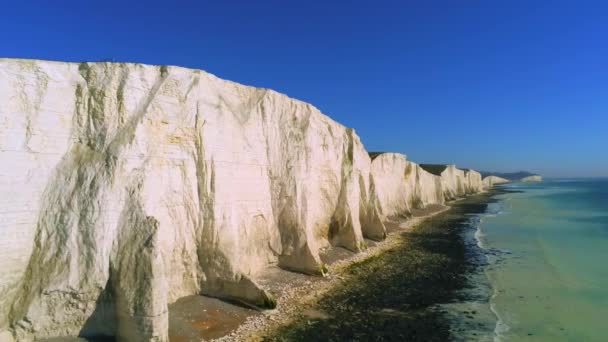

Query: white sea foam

[474,224,487,249]
[473,199,511,342]
[490,285,510,342]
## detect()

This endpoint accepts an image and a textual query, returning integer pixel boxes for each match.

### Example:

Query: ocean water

[472,179,608,341]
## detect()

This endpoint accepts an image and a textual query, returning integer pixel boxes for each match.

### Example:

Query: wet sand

[168,296,260,341]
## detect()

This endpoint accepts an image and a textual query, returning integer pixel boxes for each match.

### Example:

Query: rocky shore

[211,193,495,341]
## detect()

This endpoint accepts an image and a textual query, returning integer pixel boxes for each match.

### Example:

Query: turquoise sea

[466,179,608,341]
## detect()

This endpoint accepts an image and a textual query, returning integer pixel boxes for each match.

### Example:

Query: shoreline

[475,191,509,341]
[211,192,495,341]
[472,187,526,341]
[210,205,450,342]
[468,180,608,340]
[446,186,522,342]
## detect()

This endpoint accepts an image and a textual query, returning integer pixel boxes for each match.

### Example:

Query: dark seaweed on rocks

[263,192,497,342]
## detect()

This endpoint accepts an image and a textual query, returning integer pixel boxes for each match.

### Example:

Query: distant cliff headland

[0,58,538,341]
[480,171,543,182]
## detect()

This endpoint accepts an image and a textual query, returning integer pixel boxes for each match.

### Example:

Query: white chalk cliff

[521,175,542,182]
[419,164,483,200]
[0,59,488,341]
[482,175,510,188]
[369,153,444,223]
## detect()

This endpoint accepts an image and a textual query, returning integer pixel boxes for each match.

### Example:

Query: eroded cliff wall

[442,167,483,199]
[521,175,542,182]
[0,59,484,341]
[482,175,510,188]
[463,169,484,194]
[369,153,446,221]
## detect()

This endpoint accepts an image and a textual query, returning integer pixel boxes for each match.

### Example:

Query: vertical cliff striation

[463,169,484,194]
[0,59,485,341]
[368,153,445,224]
[419,164,483,200]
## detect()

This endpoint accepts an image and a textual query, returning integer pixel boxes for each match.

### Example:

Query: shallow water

[473,179,608,341]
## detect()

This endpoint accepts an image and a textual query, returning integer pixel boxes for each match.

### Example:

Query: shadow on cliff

[78,278,117,342]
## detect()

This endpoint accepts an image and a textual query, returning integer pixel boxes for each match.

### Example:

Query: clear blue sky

[2,1,607,177]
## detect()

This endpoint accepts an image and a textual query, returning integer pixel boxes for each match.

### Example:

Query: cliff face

[521,175,542,182]
[0,59,484,341]
[480,171,542,182]
[369,153,446,222]
[419,164,483,200]
[482,175,510,188]
[463,169,483,194]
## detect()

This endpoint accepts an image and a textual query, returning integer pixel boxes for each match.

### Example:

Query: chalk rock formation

[419,164,482,200]
[480,171,542,182]
[0,58,484,341]
[0,58,388,341]
[482,175,510,188]
[521,175,542,182]
[369,153,443,222]
[463,169,483,194]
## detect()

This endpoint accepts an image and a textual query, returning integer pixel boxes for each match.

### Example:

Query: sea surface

[464,179,608,341]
